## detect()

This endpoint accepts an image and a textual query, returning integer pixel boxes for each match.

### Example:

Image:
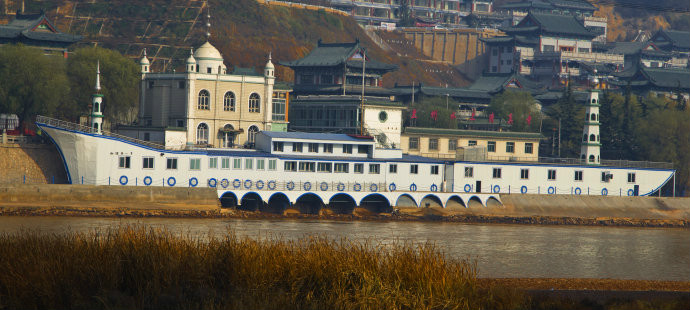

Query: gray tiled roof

[280,40,396,71]
[654,30,690,50]
[0,12,81,43]
[506,12,595,38]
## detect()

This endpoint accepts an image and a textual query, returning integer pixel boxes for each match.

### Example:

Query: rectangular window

[323,143,333,153]
[627,172,636,183]
[208,157,218,169]
[166,158,177,170]
[221,157,230,169]
[543,45,555,52]
[284,161,297,172]
[233,158,241,169]
[602,171,611,182]
[448,139,457,151]
[299,162,315,172]
[410,164,418,174]
[389,164,398,173]
[520,168,529,179]
[142,157,154,169]
[245,158,253,170]
[293,142,303,152]
[358,145,369,154]
[431,165,439,175]
[369,164,380,174]
[548,169,557,180]
[409,137,419,150]
[574,170,583,181]
[354,163,364,174]
[429,138,438,151]
[465,167,474,178]
[468,140,477,146]
[268,159,277,170]
[506,142,515,153]
[273,142,284,152]
[178,81,185,89]
[119,156,131,169]
[190,158,201,170]
[487,141,496,152]
[317,162,332,172]
[256,159,265,170]
[334,163,349,173]
[525,143,533,154]
[308,143,319,153]
[492,168,502,179]
[343,144,352,154]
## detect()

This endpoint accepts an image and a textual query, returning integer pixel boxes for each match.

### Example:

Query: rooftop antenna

[205,2,211,40]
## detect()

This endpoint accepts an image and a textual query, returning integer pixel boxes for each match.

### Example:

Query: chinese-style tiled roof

[613,65,690,90]
[548,0,596,11]
[651,29,690,50]
[280,40,397,71]
[0,11,81,44]
[467,72,546,93]
[505,12,595,38]
[498,0,596,12]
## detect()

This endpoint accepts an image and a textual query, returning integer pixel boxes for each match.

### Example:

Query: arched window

[221,124,235,148]
[591,98,597,104]
[198,90,210,110]
[590,113,596,121]
[224,92,235,111]
[589,134,596,142]
[581,154,586,160]
[589,155,595,163]
[197,123,209,145]
[583,134,587,142]
[247,125,259,144]
[249,93,260,113]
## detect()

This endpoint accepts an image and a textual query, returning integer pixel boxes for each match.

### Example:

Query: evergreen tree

[397,0,414,27]
[546,83,584,158]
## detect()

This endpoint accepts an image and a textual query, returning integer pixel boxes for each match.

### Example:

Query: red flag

[469,108,476,121]
[450,112,456,120]
[431,110,438,121]
[489,112,495,123]
[411,109,417,119]
[526,115,532,125]
[508,113,514,125]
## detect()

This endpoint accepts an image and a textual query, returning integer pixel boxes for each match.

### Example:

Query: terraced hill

[0,0,470,87]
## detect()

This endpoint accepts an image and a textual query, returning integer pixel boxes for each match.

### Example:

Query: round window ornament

[378,111,388,122]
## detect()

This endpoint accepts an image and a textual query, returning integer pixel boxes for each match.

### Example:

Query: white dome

[186,48,196,64]
[194,41,223,60]
[139,56,149,65]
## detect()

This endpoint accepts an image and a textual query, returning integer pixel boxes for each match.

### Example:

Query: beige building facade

[402,127,543,162]
[126,42,285,149]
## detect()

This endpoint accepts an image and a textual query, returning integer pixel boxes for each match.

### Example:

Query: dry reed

[0,226,524,310]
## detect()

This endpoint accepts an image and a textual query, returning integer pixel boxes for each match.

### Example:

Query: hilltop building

[0,10,81,54]
[612,66,690,100]
[117,41,287,149]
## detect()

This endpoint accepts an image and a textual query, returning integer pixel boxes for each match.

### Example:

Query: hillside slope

[0,0,470,87]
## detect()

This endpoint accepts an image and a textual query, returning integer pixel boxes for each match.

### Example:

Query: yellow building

[120,41,286,149]
[401,127,543,162]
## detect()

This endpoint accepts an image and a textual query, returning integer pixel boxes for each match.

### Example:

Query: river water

[0,217,687,281]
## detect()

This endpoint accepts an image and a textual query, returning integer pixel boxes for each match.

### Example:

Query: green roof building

[0,10,81,54]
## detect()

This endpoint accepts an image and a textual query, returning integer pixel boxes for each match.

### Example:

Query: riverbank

[1,184,689,228]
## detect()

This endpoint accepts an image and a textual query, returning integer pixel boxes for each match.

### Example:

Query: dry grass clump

[0,226,523,310]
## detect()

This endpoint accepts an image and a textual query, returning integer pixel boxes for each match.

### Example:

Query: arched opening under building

[239,192,263,211]
[294,193,324,214]
[394,194,417,208]
[359,194,392,213]
[328,193,356,214]
[219,192,237,208]
[467,196,483,208]
[264,192,290,214]
[486,197,503,208]
[446,195,467,209]
[420,194,443,208]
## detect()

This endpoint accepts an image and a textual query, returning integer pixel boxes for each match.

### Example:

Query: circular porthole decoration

[520,185,528,194]
[464,184,472,193]
[320,182,328,191]
[244,180,252,189]
[353,183,362,192]
[337,182,345,191]
[370,183,378,192]
[232,179,241,189]
[388,183,396,192]
[378,111,388,122]
[267,180,277,190]
[303,182,312,191]
[493,185,500,194]
[430,184,438,192]
[220,178,229,189]
[286,181,295,191]
[119,176,128,186]
[208,178,217,188]
[189,177,198,187]
[574,187,582,195]
[410,183,417,191]
[548,186,556,195]
[256,180,265,190]
[601,188,608,196]
[143,176,152,186]
[627,189,634,196]
[167,177,176,187]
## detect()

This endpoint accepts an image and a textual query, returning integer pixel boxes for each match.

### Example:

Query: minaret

[264,52,276,127]
[91,61,104,135]
[186,48,196,72]
[580,74,601,164]
[140,48,150,74]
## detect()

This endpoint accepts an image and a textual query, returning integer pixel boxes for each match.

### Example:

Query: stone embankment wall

[0,143,67,184]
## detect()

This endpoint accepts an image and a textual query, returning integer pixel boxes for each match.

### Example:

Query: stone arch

[219,191,237,208]
[294,193,324,214]
[467,195,484,208]
[395,194,417,208]
[359,193,392,213]
[264,192,290,214]
[239,192,264,211]
[446,195,466,209]
[328,193,356,214]
[420,194,443,208]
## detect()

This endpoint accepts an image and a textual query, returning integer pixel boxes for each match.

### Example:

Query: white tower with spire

[580,75,601,165]
[91,61,104,135]
[140,48,150,74]
[263,52,276,126]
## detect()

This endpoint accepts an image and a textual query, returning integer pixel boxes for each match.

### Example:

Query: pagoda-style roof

[0,11,81,45]
[467,72,546,94]
[497,0,596,13]
[280,39,397,72]
[650,29,690,51]
[613,65,690,90]
[480,35,538,46]
[502,12,596,38]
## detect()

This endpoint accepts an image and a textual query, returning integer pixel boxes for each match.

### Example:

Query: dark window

[548,170,557,180]
[308,143,319,153]
[358,145,368,154]
[574,170,583,181]
[343,144,352,154]
[166,158,178,170]
[492,168,501,179]
[628,172,636,183]
[431,165,439,175]
[487,141,496,152]
[273,142,284,152]
[506,142,515,153]
[323,144,333,153]
[293,142,303,152]
[389,164,397,173]
[118,156,131,169]
[142,157,154,169]
[464,167,473,177]
[410,164,418,174]
[525,143,533,154]
[409,137,419,150]
[468,140,477,146]
[354,163,364,174]
[429,138,438,150]
[520,168,529,179]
